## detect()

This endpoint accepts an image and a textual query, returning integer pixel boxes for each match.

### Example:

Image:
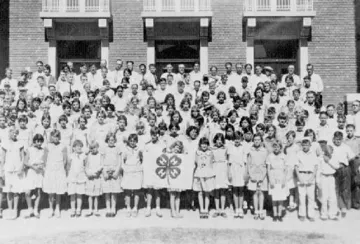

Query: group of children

[0,61,359,222]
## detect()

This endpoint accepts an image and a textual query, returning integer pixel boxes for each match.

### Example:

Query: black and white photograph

[0,0,359,243]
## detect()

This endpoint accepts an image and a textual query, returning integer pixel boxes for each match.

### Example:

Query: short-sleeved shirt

[295,149,319,172]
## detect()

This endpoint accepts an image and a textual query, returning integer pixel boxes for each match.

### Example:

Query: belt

[299,171,312,174]
[321,173,334,177]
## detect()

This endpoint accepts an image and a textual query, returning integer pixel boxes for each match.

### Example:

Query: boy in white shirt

[318,141,339,220]
[295,137,319,222]
[331,131,355,218]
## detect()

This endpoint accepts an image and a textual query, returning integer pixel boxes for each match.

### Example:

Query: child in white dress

[284,130,300,210]
[143,128,166,218]
[101,132,122,218]
[193,137,215,218]
[72,115,89,149]
[228,131,248,218]
[2,127,25,219]
[122,134,143,217]
[212,133,230,218]
[43,129,67,218]
[267,140,288,222]
[18,115,32,149]
[67,140,87,218]
[24,134,47,218]
[85,141,103,217]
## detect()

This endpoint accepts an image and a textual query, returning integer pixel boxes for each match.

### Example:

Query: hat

[48,84,56,89]
[63,91,70,97]
[19,87,28,92]
[264,66,274,72]
[25,67,32,73]
[277,83,286,90]
[302,136,312,143]
[3,80,10,87]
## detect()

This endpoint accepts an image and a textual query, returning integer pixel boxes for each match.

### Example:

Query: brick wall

[309,0,357,105]
[0,0,9,80]
[108,0,147,72]
[9,0,48,77]
[209,0,246,74]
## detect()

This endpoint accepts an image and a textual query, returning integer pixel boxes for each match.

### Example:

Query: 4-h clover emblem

[155,154,182,181]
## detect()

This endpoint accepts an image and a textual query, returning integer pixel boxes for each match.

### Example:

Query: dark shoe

[70,213,76,218]
[25,212,35,219]
[105,213,110,218]
[329,217,338,221]
[341,212,346,218]
[94,212,101,217]
[254,214,259,220]
[220,212,227,218]
[191,205,197,212]
[278,216,283,222]
[212,212,220,218]
[112,212,116,218]
[273,216,278,222]
[308,217,315,222]
[299,216,305,222]
[85,212,93,217]
[259,213,265,220]
[243,208,248,215]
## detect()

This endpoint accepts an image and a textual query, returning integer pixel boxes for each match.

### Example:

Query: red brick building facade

[1,0,359,104]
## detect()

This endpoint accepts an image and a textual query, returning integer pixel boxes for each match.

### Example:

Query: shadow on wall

[0,0,9,80]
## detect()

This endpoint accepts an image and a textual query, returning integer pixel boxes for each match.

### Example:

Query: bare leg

[94,197,99,212]
[48,194,54,212]
[134,191,139,211]
[204,192,210,213]
[273,201,278,217]
[170,192,176,217]
[55,195,61,215]
[198,192,204,212]
[155,190,161,209]
[233,188,239,212]
[175,192,181,216]
[34,189,41,215]
[278,201,283,217]
[7,192,14,210]
[13,193,19,217]
[220,190,226,212]
[111,193,117,214]
[76,194,82,214]
[70,195,76,213]
[105,193,111,213]
[146,189,153,210]
[259,191,265,214]
[214,190,220,212]
[239,188,244,210]
[88,196,93,213]
[25,191,33,215]
[253,192,259,214]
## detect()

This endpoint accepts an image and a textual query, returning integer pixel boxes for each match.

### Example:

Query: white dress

[228,143,248,187]
[25,146,46,190]
[43,143,67,194]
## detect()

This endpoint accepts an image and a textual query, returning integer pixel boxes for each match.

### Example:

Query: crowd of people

[0,58,359,222]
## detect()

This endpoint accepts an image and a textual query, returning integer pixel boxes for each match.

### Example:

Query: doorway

[57,40,101,75]
[254,39,299,76]
[155,40,200,77]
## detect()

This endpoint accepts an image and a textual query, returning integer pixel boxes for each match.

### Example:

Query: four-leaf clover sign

[156,154,182,183]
